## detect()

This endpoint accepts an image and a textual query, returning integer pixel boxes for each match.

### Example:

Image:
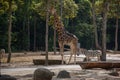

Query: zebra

[0,49,5,60]
[79,48,102,61]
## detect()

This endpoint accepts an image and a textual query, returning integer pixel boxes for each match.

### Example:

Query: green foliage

[63,0,78,18]
[74,0,91,23]
[67,0,93,48]
[108,0,120,18]
[0,14,8,49]
[33,0,78,19]
[75,23,94,49]
[0,0,120,52]
[0,0,9,15]
[33,1,46,19]
[0,0,17,15]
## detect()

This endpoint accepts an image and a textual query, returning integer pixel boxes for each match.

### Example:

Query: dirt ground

[1,51,120,80]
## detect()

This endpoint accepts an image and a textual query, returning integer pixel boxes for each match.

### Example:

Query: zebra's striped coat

[79,48,102,61]
[0,49,5,60]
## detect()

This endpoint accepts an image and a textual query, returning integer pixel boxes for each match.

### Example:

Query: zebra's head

[77,48,86,56]
[0,49,5,54]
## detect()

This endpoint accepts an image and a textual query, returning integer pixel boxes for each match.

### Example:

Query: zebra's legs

[86,57,89,61]
[98,56,101,61]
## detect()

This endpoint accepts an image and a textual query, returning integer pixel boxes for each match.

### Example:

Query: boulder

[57,70,71,78]
[0,75,16,80]
[33,68,54,80]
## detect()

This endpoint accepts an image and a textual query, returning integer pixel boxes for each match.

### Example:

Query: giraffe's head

[49,7,56,15]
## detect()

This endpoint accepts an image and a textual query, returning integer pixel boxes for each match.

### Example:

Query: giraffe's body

[50,7,78,64]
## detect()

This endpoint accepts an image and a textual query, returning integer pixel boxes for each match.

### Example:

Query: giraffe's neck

[53,12,65,36]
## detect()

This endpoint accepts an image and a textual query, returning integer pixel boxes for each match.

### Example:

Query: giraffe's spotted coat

[50,7,78,64]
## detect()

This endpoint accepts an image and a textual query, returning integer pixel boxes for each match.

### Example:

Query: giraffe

[50,7,78,64]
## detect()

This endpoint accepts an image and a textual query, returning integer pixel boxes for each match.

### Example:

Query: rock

[86,78,97,80]
[107,76,120,80]
[33,68,54,80]
[57,70,71,78]
[109,71,119,76]
[109,68,119,76]
[0,75,16,80]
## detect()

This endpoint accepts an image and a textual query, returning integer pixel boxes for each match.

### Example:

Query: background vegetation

[0,0,120,53]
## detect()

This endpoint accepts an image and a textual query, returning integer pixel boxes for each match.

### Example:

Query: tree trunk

[27,18,30,51]
[91,0,101,50]
[22,14,26,51]
[53,29,56,55]
[114,16,118,51]
[45,0,50,66]
[7,0,12,63]
[101,1,109,61]
[33,16,36,51]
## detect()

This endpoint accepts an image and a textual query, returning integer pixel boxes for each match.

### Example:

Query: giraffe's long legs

[59,42,64,64]
[68,45,77,64]
[74,53,76,64]
[74,47,77,64]
[61,49,64,64]
[68,53,73,64]
[68,52,76,64]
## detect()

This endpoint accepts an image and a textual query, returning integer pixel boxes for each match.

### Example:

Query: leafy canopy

[32,0,78,19]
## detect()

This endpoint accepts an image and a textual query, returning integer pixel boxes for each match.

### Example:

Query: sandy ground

[0,51,120,80]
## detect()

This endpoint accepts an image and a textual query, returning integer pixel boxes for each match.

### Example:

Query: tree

[26,0,31,51]
[45,0,50,66]
[108,0,120,51]
[101,0,109,61]
[7,0,12,63]
[33,15,37,51]
[22,0,32,51]
[93,0,109,61]
[53,25,56,54]
[90,0,101,49]
[91,0,109,60]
